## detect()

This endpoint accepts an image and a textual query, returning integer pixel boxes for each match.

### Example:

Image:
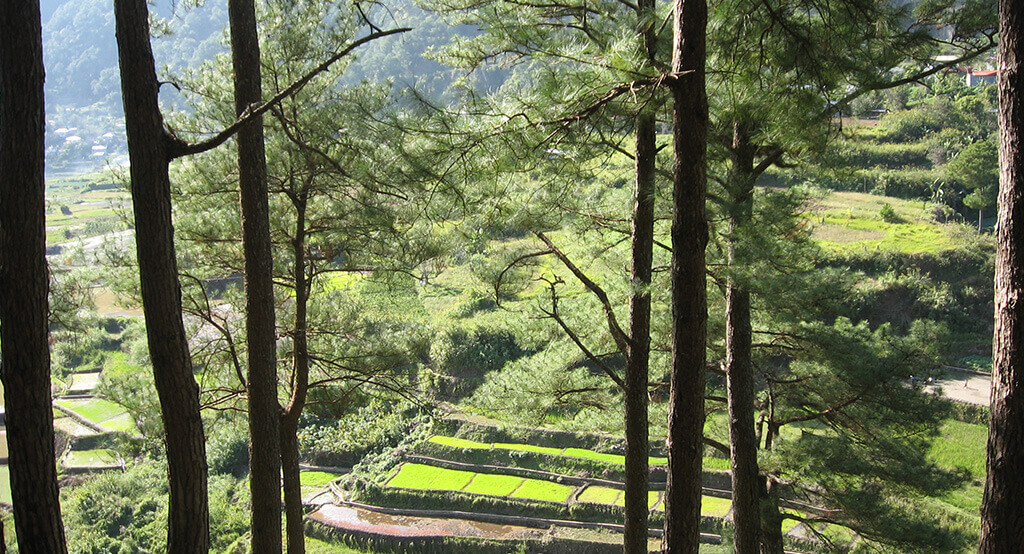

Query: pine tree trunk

[758,478,784,554]
[663,0,708,550]
[228,1,282,551]
[726,122,761,554]
[623,112,656,554]
[980,0,1024,549]
[280,426,303,554]
[281,196,311,554]
[114,1,210,550]
[0,1,69,550]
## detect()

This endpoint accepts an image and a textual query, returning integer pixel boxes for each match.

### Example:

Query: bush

[206,415,249,477]
[428,327,526,399]
[62,461,168,553]
[880,203,901,223]
[832,141,932,169]
[300,404,432,468]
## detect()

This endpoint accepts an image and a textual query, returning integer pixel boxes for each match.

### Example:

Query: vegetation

[0,0,1012,551]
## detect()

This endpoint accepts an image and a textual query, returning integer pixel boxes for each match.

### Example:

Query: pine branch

[169,27,411,159]
[538,276,626,390]
[536,231,632,354]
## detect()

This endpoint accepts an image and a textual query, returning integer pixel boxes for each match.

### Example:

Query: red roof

[971,70,997,76]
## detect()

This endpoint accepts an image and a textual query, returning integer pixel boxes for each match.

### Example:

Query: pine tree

[980,0,1024,548]
[0,0,69,550]
[662,0,708,550]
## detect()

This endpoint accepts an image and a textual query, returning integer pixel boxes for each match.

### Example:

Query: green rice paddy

[386,463,475,492]
[56,397,127,423]
[54,397,139,436]
[97,413,139,435]
[462,473,524,496]
[388,462,734,516]
[577,485,621,505]
[701,495,732,518]
[386,463,572,503]
[62,449,120,468]
[300,471,341,488]
[507,478,573,503]
[427,435,669,466]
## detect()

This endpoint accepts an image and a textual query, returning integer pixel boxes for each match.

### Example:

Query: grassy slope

[808,191,964,254]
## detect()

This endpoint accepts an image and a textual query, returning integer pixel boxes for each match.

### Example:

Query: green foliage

[828,239,995,350]
[299,403,429,468]
[832,141,933,170]
[206,414,249,477]
[465,340,618,431]
[62,459,251,553]
[947,139,998,215]
[957,355,992,373]
[62,461,168,553]
[430,327,525,376]
[427,326,527,399]
[879,202,901,223]
[97,351,161,443]
[877,98,959,143]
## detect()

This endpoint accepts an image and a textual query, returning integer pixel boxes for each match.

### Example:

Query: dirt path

[928,367,991,405]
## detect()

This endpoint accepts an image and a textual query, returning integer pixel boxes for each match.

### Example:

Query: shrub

[833,141,932,169]
[428,327,526,399]
[880,202,901,223]
[206,415,249,477]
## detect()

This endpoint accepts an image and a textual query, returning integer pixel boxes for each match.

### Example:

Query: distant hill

[37,0,487,174]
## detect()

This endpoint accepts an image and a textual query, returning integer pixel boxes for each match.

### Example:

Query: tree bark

[114,0,209,551]
[663,0,708,550]
[281,190,311,554]
[725,122,761,554]
[0,1,69,550]
[622,0,658,549]
[758,477,784,554]
[980,0,1024,549]
[228,1,282,551]
[623,111,656,553]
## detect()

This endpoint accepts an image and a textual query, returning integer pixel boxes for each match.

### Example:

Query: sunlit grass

[55,397,129,423]
[700,495,732,518]
[62,449,120,468]
[929,420,987,479]
[807,191,960,254]
[929,419,987,513]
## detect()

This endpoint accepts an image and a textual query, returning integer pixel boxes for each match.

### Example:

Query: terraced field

[386,461,733,517]
[427,434,730,470]
[54,396,140,436]
[62,448,122,471]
